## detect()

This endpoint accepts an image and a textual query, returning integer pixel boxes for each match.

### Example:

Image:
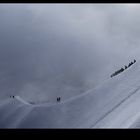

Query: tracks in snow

[90,86,140,128]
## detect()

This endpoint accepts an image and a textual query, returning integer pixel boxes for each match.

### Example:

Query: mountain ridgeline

[111,59,136,78]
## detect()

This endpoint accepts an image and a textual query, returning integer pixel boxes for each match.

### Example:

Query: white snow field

[1,60,140,128]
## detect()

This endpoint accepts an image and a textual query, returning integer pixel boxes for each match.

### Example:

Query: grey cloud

[0,4,140,102]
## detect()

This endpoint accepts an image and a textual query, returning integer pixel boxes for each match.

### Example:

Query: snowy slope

[1,60,140,128]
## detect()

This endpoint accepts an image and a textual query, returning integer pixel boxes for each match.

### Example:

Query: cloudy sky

[0,4,140,102]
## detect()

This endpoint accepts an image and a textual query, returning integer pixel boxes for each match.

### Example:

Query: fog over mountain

[0,4,140,102]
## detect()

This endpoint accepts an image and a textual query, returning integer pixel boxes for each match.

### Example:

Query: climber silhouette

[57,97,61,102]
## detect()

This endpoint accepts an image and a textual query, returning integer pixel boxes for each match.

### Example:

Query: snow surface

[1,60,140,128]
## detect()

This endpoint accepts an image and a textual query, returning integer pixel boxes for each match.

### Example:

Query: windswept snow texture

[1,60,140,128]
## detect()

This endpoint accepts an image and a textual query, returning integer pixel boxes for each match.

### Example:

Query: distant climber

[10,95,15,98]
[134,59,136,63]
[125,65,127,69]
[120,68,124,72]
[128,63,132,67]
[57,97,61,102]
